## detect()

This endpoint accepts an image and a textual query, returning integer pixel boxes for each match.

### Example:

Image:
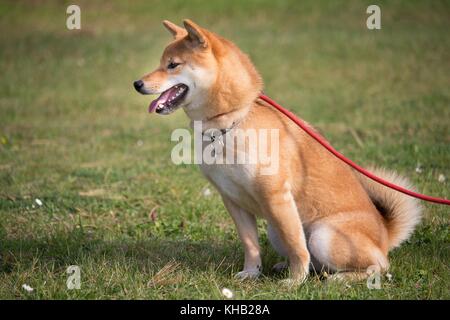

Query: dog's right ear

[162,20,187,39]
[183,19,208,49]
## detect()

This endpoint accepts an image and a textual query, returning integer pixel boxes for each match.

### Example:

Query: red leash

[259,94,450,206]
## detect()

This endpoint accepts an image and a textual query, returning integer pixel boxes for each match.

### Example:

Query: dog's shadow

[0,229,278,279]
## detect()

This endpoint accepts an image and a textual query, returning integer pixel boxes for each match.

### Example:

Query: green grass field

[0,0,448,299]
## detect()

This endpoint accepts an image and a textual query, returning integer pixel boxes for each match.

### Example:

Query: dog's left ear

[163,20,187,39]
[183,19,208,49]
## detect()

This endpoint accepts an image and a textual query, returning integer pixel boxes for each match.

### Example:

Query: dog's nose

[133,80,144,91]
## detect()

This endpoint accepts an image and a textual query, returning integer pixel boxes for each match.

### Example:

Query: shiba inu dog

[133,19,422,284]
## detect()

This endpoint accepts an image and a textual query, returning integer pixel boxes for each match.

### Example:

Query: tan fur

[355,167,422,249]
[136,20,423,284]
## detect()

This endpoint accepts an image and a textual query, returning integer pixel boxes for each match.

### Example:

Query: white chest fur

[199,161,260,215]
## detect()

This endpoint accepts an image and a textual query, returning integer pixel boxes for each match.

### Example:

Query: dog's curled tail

[356,167,423,249]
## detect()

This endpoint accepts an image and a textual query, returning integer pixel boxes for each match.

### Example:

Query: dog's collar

[202,120,240,142]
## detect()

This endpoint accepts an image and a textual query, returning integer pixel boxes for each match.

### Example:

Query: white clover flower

[35,198,43,206]
[22,284,34,292]
[386,273,393,281]
[221,287,234,299]
[202,188,212,197]
[438,174,446,183]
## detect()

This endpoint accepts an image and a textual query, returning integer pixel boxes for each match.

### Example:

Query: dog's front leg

[222,196,262,280]
[263,191,310,285]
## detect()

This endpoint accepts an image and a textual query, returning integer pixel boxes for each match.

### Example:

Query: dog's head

[133,19,262,120]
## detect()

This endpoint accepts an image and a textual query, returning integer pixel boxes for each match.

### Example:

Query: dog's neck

[183,81,259,131]
[203,101,252,131]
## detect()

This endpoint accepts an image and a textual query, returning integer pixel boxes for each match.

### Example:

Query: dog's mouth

[149,84,189,115]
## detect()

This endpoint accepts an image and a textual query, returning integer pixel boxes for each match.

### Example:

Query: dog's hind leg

[268,223,327,275]
[308,213,390,282]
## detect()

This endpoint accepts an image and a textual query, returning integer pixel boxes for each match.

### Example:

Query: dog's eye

[167,62,181,70]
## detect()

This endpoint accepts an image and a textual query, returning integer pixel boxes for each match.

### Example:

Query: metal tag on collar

[210,127,229,140]
[211,134,225,158]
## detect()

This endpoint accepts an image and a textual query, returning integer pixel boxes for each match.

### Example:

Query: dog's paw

[278,276,306,288]
[272,261,288,273]
[234,269,261,280]
[327,272,369,283]
[279,271,308,288]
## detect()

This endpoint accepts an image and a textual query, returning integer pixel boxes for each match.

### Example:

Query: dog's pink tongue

[149,90,171,113]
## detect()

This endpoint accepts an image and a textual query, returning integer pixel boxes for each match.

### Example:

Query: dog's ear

[162,20,187,39]
[183,19,208,48]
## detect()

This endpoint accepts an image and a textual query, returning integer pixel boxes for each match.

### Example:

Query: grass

[0,0,449,299]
